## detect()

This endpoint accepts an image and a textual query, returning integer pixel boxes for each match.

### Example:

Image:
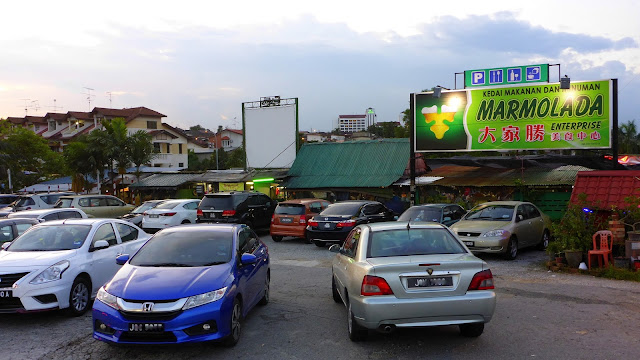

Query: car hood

[106,263,233,301]
[0,249,76,268]
[451,220,511,233]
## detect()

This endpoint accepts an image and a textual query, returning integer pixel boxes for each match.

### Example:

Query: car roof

[158,223,243,233]
[367,221,448,231]
[278,198,326,205]
[475,201,528,206]
[204,191,256,196]
[7,208,83,217]
[58,194,119,199]
[407,204,453,209]
[0,218,39,225]
[38,218,117,226]
[331,200,378,205]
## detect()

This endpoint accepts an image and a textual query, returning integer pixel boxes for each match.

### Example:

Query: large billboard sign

[414,80,612,152]
[464,64,549,88]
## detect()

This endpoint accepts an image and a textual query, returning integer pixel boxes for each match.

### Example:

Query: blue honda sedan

[92,223,270,346]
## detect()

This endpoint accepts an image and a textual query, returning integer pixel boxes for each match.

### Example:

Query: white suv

[11,192,74,212]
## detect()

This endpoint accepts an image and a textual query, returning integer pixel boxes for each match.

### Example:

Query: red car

[270,199,330,243]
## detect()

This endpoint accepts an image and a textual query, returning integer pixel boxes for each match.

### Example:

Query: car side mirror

[329,244,340,253]
[91,240,110,252]
[116,254,130,265]
[443,216,452,221]
[240,253,258,265]
[1,242,11,250]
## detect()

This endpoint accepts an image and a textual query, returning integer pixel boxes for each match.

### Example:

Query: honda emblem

[142,302,154,312]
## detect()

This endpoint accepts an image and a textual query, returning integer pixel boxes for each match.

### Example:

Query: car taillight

[26,207,31,210]
[467,269,495,290]
[197,209,203,216]
[308,219,318,227]
[361,275,394,296]
[299,214,306,224]
[271,214,275,224]
[222,210,236,216]
[336,219,356,228]
[142,211,147,215]
[161,212,177,216]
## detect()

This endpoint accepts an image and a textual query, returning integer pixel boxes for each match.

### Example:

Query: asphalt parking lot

[2,234,640,360]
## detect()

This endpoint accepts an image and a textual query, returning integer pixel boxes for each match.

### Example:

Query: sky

[1,0,639,132]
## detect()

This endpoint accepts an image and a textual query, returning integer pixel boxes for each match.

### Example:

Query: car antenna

[406,220,411,230]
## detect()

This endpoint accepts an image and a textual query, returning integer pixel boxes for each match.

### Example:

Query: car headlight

[483,229,508,237]
[29,260,70,285]
[96,286,120,310]
[182,287,227,310]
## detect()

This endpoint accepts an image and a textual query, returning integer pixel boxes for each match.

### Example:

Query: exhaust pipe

[379,324,396,333]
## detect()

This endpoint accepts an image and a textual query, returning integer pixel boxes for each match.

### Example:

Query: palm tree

[129,130,156,184]
[619,120,640,154]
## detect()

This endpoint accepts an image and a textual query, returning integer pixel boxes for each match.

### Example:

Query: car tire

[258,273,270,306]
[66,277,91,317]
[222,298,242,347]
[271,235,283,242]
[347,300,367,341]
[305,232,314,244]
[314,240,325,247]
[504,237,518,260]
[181,219,190,224]
[332,275,341,303]
[537,230,550,251]
[459,323,484,337]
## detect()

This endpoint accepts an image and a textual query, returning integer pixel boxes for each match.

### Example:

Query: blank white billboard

[244,103,297,168]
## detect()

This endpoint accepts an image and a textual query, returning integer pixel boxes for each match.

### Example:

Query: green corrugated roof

[283,139,409,189]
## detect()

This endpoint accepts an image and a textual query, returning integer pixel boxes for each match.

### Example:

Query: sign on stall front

[413,79,612,152]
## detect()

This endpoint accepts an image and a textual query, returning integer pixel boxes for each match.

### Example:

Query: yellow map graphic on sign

[422,105,456,139]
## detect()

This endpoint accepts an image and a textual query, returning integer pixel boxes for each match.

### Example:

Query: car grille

[119,331,177,343]
[458,232,482,237]
[0,297,24,312]
[119,310,182,321]
[0,272,30,288]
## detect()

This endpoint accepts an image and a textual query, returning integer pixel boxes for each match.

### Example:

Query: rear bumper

[306,227,353,243]
[350,290,496,329]
[270,224,305,238]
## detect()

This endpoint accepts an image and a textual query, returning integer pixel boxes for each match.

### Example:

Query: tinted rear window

[155,201,181,210]
[200,194,248,209]
[368,228,466,258]
[398,207,441,222]
[0,196,18,205]
[275,204,305,215]
[320,203,362,216]
[54,198,73,208]
[16,197,36,207]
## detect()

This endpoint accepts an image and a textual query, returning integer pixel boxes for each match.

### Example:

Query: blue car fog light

[94,320,116,335]
[184,320,218,336]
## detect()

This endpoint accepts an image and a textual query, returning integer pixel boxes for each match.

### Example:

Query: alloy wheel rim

[231,303,241,340]
[72,283,88,311]
[543,233,549,248]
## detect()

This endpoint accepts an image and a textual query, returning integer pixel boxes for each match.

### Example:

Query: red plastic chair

[588,230,614,269]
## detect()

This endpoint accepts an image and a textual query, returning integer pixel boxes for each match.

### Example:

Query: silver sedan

[330,222,496,341]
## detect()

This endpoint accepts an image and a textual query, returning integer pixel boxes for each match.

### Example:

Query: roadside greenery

[548,193,607,254]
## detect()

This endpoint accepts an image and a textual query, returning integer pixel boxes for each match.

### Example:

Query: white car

[7,208,88,222]
[0,218,150,315]
[141,199,200,233]
[3,192,74,213]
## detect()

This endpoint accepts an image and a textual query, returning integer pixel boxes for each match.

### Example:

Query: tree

[227,146,246,169]
[129,130,156,184]
[618,120,640,154]
[102,118,131,190]
[63,137,95,193]
[0,126,66,191]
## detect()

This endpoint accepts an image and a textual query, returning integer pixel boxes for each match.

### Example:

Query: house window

[147,121,158,129]
[48,120,56,131]
[178,144,183,154]
[222,139,230,148]
[178,163,184,167]
[153,143,160,153]
[166,143,171,153]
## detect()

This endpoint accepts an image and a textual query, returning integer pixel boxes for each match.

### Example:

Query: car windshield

[320,203,362,216]
[368,228,466,258]
[464,205,514,221]
[7,225,91,251]
[130,230,233,267]
[154,201,182,210]
[275,204,305,215]
[15,197,35,207]
[0,196,17,205]
[398,207,441,222]
[132,201,163,214]
[54,198,73,208]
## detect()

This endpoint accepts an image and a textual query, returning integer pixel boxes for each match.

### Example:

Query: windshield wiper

[202,261,227,266]
[138,262,192,267]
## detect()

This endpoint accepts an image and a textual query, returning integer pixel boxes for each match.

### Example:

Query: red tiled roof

[67,111,93,120]
[6,117,25,124]
[226,128,243,135]
[43,112,67,121]
[570,170,640,209]
[221,136,230,140]
[25,116,47,124]
[91,107,166,122]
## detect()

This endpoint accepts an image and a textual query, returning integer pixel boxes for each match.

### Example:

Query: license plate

[407,276,453,288]
[128,323,164,332]
[149,214,159,218]
[0,290,12,297]
[280,217,293,223]
[464,241,474,246]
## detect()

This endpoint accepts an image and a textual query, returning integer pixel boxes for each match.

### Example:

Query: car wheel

[313,240,325,247]
[459,323,484,337]
[271,235,283,242]
[66,277,91,317]
[181,219,190,224]
[537,230,550,251]
[347,301,367,341]
[222,298,242,347]
[258,273,270,306]
[331,275,341,303]
[305,232,314,244]
[504,237,518,260]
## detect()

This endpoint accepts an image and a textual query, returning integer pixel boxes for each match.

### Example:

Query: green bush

[548,193,607,254]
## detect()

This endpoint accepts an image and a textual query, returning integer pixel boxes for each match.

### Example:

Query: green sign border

[413,79,613,153]
[464,64,549,88]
